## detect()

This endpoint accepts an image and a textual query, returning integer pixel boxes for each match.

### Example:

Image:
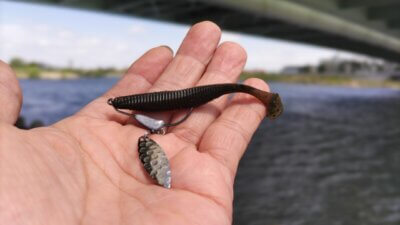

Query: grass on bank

[10,58,122,79]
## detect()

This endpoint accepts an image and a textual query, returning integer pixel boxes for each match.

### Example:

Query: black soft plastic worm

[108,83,283,119]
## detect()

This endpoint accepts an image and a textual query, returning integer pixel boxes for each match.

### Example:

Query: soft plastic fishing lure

[108,83,284,188]
[108,83,283,121]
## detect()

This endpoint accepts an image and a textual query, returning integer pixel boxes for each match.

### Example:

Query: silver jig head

[108,96,194,132]
[133,108,193,133]
[134,114,166,134]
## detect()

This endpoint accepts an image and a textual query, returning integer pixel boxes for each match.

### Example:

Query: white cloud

[1,24,25,45]
[58,30,74,39]
[239,35,380,72]
[0,22,149,69]
[33,24,50,33]
[221,31,242,43]
[127,24,147,35]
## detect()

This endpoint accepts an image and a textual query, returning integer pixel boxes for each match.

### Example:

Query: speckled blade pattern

[138,135,171,188]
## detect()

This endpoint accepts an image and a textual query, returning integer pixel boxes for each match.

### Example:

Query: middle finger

[150,21,221,92]
[139,21,221,130]
[170,42,247,146]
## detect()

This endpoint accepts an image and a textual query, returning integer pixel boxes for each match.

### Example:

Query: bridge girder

[10,0,400,62]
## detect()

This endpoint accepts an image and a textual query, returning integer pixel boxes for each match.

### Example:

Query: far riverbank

[10,58,400,89]
[240,72,400,89]
[14,67,400,90]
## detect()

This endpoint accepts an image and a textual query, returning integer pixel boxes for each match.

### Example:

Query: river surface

[19,78,400,225]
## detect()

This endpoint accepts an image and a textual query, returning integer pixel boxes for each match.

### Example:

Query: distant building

[389,72,400,81]
[281,65,315,75]
[280,57,400,79]
[281,66,302,75]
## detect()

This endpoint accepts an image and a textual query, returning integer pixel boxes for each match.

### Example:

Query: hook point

[107,98,113,106]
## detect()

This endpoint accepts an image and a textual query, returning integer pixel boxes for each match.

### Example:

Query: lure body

[108,83,283,119]
[138,135,171,188]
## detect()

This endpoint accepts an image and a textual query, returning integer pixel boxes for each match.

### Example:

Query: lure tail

[239,85,283,119]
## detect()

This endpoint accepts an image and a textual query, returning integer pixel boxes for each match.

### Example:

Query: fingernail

[159,45,174,54]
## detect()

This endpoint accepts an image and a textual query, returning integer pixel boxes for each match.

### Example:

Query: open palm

[0,21,270,225]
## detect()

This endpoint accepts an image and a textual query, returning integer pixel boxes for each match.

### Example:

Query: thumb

[0,60,22,124]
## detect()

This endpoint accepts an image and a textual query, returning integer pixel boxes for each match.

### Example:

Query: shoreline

[16,70,400,90]
[15,70,121,80]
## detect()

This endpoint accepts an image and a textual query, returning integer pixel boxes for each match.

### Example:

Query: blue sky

[0,0,369,71]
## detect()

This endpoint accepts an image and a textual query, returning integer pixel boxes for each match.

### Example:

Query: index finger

[0,61,22,125]
[77,46,174,123]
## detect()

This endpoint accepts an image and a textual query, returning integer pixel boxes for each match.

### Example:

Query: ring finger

[169,42,247,146]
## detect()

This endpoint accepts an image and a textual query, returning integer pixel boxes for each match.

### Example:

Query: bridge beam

[337,0,400,9]
[202,0,400,55]
[386,20,400,29]
[366,4,400,21]
[12,0,400,62]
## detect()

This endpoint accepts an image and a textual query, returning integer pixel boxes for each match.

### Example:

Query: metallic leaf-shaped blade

[138,135,171,188]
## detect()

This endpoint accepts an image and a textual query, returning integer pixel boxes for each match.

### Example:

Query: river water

[19,78,400,225]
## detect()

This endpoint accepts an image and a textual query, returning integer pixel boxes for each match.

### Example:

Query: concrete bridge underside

[15,0,400,62]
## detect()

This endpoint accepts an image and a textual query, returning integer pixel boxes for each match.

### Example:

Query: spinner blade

[138,135,171,188]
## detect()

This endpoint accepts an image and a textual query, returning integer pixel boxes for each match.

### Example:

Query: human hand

[0,21,270,225]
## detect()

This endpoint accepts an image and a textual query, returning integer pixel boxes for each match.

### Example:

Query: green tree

[9,58,25,68]
[27,67,40,79]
